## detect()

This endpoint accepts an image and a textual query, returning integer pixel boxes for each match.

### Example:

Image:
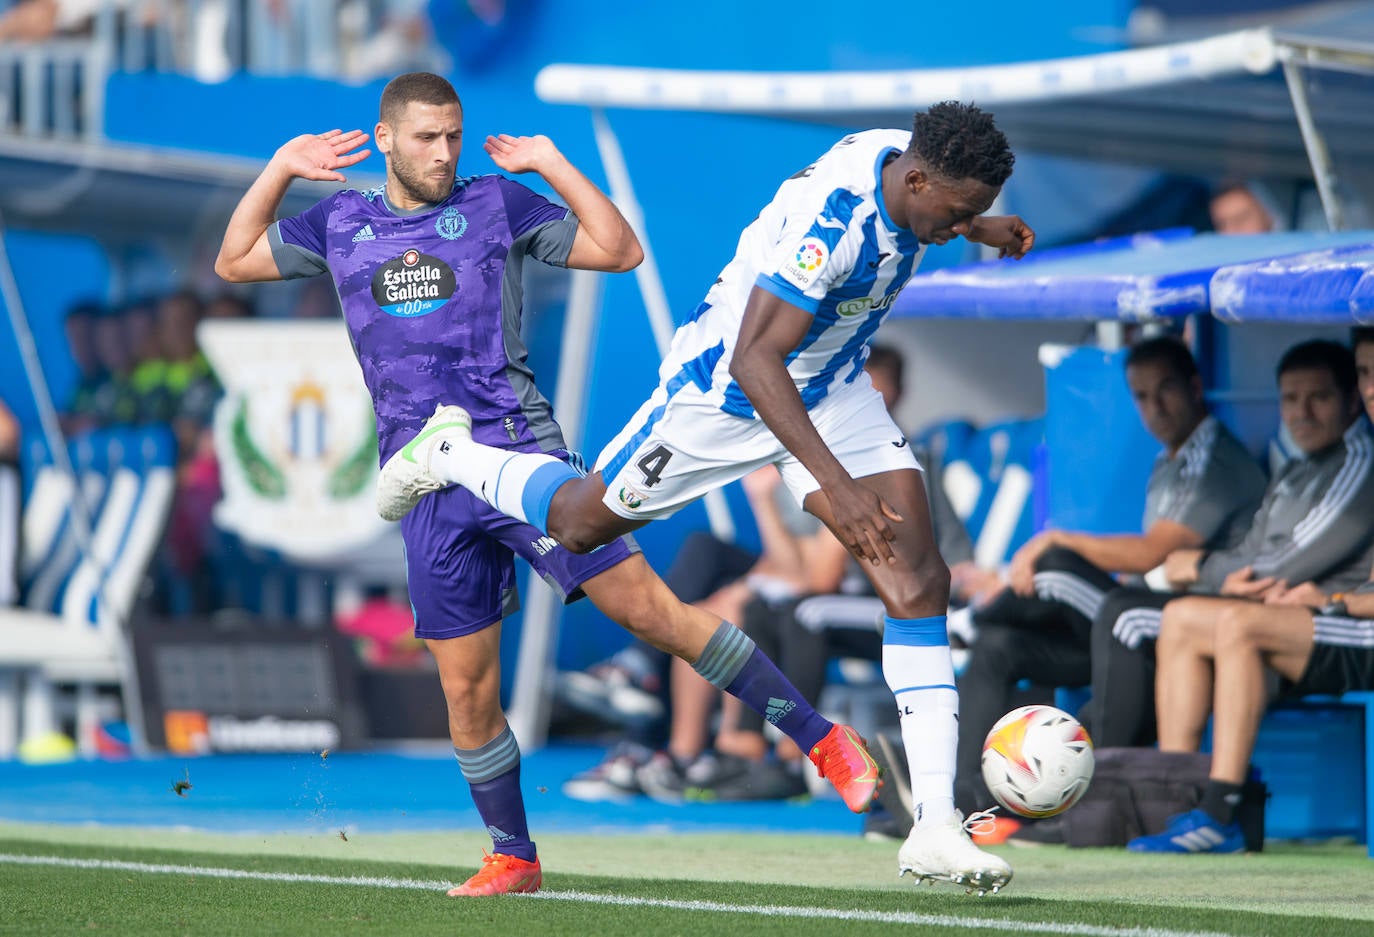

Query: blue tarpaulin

[1212,243,1374,324]
[892,230,1374,321]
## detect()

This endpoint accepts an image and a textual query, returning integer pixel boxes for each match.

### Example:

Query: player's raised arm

[215,129,371,283]
[483,133,642,273]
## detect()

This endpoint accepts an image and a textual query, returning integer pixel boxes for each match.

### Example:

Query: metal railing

[0,0,430,142]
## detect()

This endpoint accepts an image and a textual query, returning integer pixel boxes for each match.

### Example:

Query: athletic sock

[693,621,831,754]
[1200,779,1244,826]
[430,439,576,533]
[455,726,536,862]
[882,614,958,829]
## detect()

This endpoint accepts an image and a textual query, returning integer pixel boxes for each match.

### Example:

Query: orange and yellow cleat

[447,852,542,897]
[808,723,883,813]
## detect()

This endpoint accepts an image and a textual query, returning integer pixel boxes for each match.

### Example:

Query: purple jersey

[270,175,575,461]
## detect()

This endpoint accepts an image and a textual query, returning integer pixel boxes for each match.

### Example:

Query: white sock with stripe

[883,614,958,829]
[430,440,577,534]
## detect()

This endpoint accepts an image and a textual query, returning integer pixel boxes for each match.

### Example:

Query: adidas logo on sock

[486,824,515,842]
[352,224,376,242]
[765,697,796,725]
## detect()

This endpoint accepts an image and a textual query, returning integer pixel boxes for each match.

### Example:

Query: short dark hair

[1125,336,1199,383]
[866,343,905,393]
[908,102,1014,187]
[380,72,461,125]
[1277,339,1357,396]
[1351,326,1374,351]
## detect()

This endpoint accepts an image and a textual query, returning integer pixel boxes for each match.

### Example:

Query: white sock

[883,615,958,829]
[429,437,575,532]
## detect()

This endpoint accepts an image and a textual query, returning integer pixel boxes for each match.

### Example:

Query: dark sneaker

[688,757,809,802]
[557,662,664,726]
[636,751,694,803]
[562,741,652,802]
[1127,809,1245,854]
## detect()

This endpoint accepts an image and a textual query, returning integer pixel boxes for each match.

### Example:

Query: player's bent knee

[882,560,951,618]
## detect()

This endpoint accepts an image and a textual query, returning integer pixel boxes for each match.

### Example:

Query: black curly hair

[908,102,1014,187]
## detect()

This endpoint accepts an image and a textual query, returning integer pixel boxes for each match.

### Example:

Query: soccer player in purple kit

[215,72,881,897]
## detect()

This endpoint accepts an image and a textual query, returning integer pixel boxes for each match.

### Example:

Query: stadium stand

[0,425,175,759]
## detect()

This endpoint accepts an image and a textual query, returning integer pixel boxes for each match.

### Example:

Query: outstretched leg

[376,404,636,551]
[579,553,881,813]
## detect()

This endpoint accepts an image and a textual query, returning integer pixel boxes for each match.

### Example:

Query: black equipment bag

[1061,748,1266,851]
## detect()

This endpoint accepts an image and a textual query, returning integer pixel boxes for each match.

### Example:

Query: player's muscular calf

[544,473,644,554]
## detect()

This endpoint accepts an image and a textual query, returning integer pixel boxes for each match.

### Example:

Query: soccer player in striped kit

[383,101,1035,893]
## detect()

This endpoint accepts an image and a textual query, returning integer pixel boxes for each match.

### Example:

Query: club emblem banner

[199,320,388,563]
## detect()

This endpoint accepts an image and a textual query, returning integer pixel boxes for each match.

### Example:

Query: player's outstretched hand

[274,129,372,183]
[971,215,1035,259]
[823,477,903,565]
[484,133,563,175]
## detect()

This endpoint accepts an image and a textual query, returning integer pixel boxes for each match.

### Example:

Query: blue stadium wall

[20,0,1132,671]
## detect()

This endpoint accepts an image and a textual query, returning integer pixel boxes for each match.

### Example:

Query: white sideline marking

[0,853,1235,937]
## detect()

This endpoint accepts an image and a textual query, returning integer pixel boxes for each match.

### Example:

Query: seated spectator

[203,291,255,320]
[83,302,146,427]
[1131,328,1374,853]
[953,336,1267,838]
[1089,337,1374,754]
[1208,183,1276,236]
[58,300,104,436]
[138,290,226,616]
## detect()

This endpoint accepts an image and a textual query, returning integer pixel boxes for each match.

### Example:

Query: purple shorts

[401,483,637,640]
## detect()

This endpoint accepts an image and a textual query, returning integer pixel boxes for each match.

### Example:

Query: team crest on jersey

[780,238,829,290]
[617,485,648,511]
[371,250,457,317]
[435,207,468,240]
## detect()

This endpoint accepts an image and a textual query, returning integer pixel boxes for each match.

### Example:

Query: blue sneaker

[1127,809,1245,854]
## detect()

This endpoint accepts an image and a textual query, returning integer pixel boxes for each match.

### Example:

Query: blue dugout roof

[892,229,1374,322]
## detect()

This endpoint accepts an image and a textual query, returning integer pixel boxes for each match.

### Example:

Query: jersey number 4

[636,445,673,488]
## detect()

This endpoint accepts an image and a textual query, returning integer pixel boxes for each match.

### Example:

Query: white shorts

[593,371,921,520]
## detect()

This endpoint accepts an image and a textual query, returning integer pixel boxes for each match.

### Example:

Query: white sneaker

[376,404,472,521]
[897,812,1013,895]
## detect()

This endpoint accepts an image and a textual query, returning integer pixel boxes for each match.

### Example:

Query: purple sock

[455,726,536,861]
[694,621,832,754]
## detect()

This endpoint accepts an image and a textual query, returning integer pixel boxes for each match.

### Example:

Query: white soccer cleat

[376,404,472,522]
[897,812,1013,896]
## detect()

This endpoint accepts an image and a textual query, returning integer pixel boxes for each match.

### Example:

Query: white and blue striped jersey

[659,129,923,418]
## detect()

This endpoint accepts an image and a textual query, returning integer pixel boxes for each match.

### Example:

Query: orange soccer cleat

[447,852,543,897]
[808,723,883,813]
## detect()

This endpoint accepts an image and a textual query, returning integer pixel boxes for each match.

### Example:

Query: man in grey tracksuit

[1090,338,1374,748]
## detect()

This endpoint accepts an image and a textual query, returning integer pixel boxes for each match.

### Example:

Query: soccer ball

[981,704,1094,818]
